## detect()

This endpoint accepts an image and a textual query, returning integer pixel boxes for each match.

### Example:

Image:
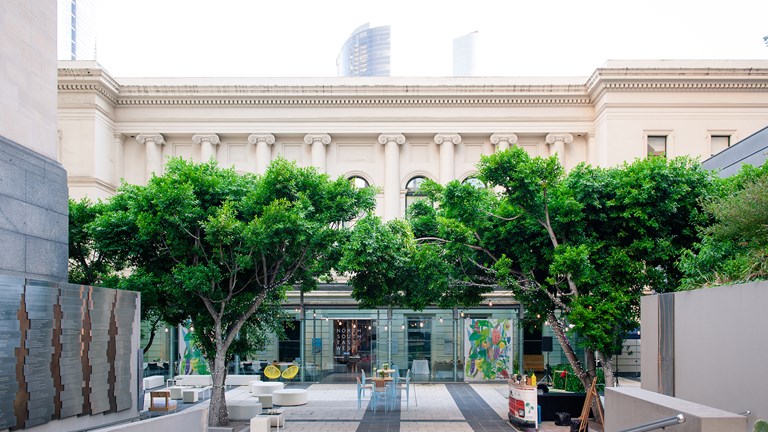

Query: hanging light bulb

[368,325,372,330]
[419,322,424,328]
[353,323,356,329]
[401,324,405,330]
[488,300,493,307]
[460,312,465,318]
[384,325,388,331]
[439,317,443,323]
[164,328,169,333]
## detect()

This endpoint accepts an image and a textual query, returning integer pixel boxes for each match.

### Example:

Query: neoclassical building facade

[57,60,768,381]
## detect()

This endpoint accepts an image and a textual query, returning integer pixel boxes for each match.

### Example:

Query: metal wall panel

[0,278,138,429]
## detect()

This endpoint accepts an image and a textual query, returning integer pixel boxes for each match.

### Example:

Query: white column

[192,134,220,162]
[304,133,331,173]
[587,131,597,166]
[113,133,125,187]
[378,133,405,221]
[545,133,573,167]
[247,133,276,174]
[490,133,518,152]
[434,133,461,184]
[136,133,165,182]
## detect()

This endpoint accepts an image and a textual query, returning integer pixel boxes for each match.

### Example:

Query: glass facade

[141,295,585,383]
[337,23,391,77]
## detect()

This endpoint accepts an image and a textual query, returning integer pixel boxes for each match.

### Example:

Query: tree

[393,148,712,418]
[68,198,123,287]
[678,162,768,287]
[91,157,376,426]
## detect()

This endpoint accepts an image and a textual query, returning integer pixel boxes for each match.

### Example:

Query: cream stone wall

[58,61,768,219]
[1,1,58,160]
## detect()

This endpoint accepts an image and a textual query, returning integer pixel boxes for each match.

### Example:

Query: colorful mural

[178,325,209,375]
[464,319,512,381]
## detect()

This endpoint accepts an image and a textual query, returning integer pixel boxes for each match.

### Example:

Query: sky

[95,0,768,78]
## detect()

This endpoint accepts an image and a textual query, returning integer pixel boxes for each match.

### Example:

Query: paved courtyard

[144,379,640,431]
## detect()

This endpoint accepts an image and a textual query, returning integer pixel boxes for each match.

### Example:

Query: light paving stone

[400,422,474,432]
[400,384,464,421]
[470,383,511,420]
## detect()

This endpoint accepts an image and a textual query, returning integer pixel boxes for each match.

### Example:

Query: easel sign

[508,382,538,429]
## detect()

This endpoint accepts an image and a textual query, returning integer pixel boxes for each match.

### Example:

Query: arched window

[405,176,428,212]
[342,176,370,228]
[462,176,485,189]
[349,176,369,189]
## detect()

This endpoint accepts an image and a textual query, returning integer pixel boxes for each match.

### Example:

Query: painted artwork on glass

[464,319,512,381]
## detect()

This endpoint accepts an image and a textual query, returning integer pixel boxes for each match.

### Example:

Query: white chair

[360,370,374,397]
[355,377,364,409]
[396,369,414,407]
[371,380,394,413]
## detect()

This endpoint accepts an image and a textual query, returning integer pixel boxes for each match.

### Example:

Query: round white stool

[250,381,284,396]
[272,388,308,406]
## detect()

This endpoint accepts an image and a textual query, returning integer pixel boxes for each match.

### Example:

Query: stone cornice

[57,65,120,105]
[586,66,768,101]
[191,134,221,145]
[57,63,768,108]
[247,133,276,145]
[377,133,406,145]
[303,133,331,145]
[434,133,462,145]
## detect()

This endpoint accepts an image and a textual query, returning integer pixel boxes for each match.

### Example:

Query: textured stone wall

[0,136,68,282]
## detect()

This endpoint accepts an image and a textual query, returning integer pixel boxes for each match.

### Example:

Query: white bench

[255,394,273,408]
[272,389,308,406]
[183,387,209,403]
[226,374,261,387]
[175,374,212,387]
[250,416,270,432]
[228,391,263,421]
[143,375,165,389]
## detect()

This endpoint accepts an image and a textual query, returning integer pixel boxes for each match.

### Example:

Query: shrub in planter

[551,363,604,392]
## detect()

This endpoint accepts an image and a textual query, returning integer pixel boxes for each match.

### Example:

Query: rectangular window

[711,135,731,155]
[647,136,667,158]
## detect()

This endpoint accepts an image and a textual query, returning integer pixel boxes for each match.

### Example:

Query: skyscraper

[57,0,97,60]
[453,31,478,76]
[336,23,391,77]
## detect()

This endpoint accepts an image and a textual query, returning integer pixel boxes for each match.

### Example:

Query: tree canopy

[678,162,768,288]
[88,157,376,426]
[378,147,715,401]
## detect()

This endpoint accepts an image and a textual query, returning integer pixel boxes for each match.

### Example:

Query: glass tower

[336,23,391,77]
[57,0,97,60]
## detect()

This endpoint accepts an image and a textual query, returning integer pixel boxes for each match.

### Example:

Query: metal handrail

[619,414,686,432]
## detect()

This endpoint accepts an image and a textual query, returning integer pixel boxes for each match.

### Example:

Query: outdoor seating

[360,370,374,397]
[355,377,365,409]
[281,365,299,383]
[148,390,177,416]
[272,388,308,406]
[371,379,394,412]
[396,369,414,407]
[263,365,281,381]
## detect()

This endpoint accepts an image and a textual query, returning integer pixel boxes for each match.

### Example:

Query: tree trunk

[207,341,229,427]
[547,312,595,391]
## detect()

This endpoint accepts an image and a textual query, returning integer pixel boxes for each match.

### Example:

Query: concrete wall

[605,387,745,432]
[641,282,768,430]
[0,1,68,282]
[92,406,208,432]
